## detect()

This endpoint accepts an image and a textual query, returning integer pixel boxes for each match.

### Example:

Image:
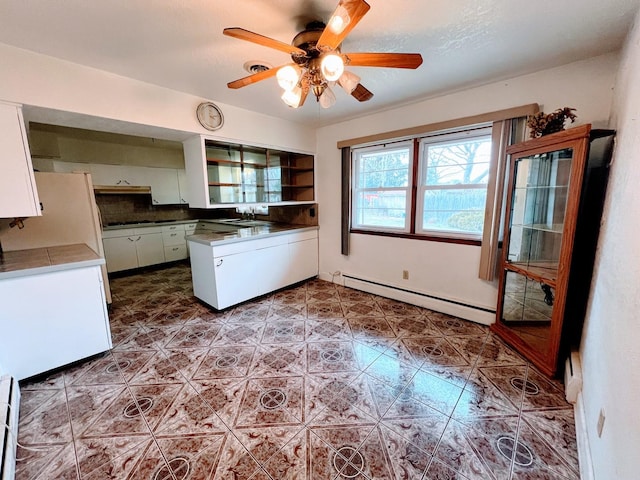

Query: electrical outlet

[402,270,409,280]
[597,408,606,437]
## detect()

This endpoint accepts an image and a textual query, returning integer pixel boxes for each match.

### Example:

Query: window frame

[350,141,415,233]
[349,124,493,245]
[415,126,493,241]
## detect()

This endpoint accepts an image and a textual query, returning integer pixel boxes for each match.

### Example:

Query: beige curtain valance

[337,103,539,149]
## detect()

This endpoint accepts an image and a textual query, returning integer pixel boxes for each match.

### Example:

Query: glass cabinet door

[506,147,573,282]
[499,146,573,362]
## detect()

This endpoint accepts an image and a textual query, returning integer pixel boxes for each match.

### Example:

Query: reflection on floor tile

[16,262,579,479]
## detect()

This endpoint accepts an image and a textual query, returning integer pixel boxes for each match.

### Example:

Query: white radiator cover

[0,375,19,480]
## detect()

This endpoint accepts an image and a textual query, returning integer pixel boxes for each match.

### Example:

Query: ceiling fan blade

[223,27,305,55]
[317,0,371,51]
[344,52,423,69]
[227,67,279,89]
[351,83,373,102]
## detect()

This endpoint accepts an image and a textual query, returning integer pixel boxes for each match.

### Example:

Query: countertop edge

[186,225,318,247]
[0,257,105,280]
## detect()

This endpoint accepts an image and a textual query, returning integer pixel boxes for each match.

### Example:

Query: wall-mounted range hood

[93,185,151,194]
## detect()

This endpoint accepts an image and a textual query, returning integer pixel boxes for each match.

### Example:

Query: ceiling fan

[223,0,423,109]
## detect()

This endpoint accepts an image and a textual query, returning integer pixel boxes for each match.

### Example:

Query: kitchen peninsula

[187,220,318,309]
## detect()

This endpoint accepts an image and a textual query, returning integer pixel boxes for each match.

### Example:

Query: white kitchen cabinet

[288,230,320,285]
[162,223,188,261]
[146,167,181,205]
[177,169,189,204]
[90,163,147,187]
[0,264,111,380]
[189,228,318,309]
[102,227,166,272]
[0,102,41,217]
[135,231,165,267]
[102,235,139,272]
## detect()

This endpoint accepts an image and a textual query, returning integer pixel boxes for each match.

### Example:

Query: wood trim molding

[337,103,540,149]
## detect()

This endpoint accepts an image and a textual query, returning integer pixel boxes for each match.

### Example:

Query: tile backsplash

[96,194,318,226]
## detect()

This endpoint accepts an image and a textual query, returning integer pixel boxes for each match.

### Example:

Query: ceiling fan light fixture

[319,86,337,109]
[337,70,360,94]
[320,53,345,82]
[328,5,351,34]
[276,64,301,91]
[282,86,303,108]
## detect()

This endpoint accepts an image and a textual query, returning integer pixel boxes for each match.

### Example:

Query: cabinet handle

[116,180,122,185]
[216,259,223,267]
[170,233,177,237]
[153,199,159,204]
[128,237,135,242]
[169,226,177,230]
[181,198,186,203]
[135,236,141,241]
[123,180,131,185]
[172,247,179,251]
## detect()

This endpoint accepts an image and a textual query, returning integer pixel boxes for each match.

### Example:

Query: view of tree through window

[419,131,492,235]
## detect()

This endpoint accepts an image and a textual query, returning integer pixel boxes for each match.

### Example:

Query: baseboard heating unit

[0,375,19,480]
[342,274,495,325]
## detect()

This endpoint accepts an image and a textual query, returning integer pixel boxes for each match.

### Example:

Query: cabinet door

[135,233,166,267]
[0,266,111,380]
[145,167,181,205]
[289,238,319,284]
[102,236,138,272]
[0,102,40,217]
[214,251,260,309]
[255,243,291,295]
[177,169,189,204]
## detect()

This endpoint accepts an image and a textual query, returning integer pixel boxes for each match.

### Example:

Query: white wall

[580,9,640,480]
[0,43,315,153]
[315,53,619,321]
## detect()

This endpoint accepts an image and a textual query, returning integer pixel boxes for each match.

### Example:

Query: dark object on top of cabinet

[491,124,614,377]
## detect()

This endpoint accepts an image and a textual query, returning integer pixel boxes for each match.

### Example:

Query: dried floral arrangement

[527,107,577,138]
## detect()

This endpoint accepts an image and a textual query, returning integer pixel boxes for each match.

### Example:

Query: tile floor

[16,262,580,479]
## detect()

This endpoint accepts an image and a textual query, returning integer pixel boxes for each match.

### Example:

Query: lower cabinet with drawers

[102,222,197,273]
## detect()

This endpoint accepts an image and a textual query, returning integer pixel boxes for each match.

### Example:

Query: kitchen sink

[216,219,272,227]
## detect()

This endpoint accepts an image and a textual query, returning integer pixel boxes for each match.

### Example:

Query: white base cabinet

[0,265,112,380]
[189,229,318,309]
[102,227,166,273]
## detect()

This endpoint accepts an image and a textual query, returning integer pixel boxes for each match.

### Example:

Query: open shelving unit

[202,140,314,205]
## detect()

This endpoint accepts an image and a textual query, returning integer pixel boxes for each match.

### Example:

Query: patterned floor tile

[16,263,580,480]
[234,376,305,428]
[192,345,257,380]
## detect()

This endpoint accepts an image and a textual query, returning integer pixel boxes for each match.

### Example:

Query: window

[417,127,492,238]
[351,126,492,241]
[351,141,413,231]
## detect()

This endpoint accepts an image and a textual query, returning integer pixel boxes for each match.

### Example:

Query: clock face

[196,102,224,131]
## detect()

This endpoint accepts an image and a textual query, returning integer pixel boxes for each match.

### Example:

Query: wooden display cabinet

[492,124,614,377]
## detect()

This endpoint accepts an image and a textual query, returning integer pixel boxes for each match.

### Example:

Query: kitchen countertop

[0,244,105,280]
[187,223,318,247]
[102,219,197,231]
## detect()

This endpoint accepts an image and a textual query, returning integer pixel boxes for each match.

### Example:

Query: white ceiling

[1,0,639,129]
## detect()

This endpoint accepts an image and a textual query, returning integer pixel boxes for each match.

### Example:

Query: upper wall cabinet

[32,160,187,206]
[183,136,314,208]
[0,102,41,217]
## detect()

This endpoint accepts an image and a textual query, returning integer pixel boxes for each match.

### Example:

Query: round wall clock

[196,102,224,131]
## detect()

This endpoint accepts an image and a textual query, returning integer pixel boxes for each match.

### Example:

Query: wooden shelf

[505,261,558,287]
[207,158,241,166]
[208,182,241,187]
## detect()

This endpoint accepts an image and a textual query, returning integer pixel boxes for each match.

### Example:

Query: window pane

[423,138,492,186]
[359,149,409,188]
[353,190,407,229]
[421,188,487,234]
